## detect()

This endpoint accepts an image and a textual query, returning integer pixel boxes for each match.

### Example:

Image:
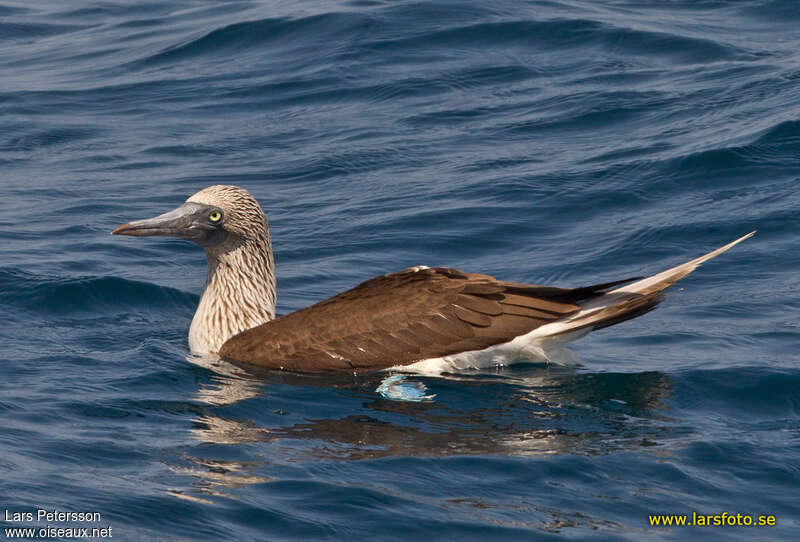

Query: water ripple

[1,0,798,540]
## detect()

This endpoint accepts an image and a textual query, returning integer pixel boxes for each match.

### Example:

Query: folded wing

[219,266,638,372]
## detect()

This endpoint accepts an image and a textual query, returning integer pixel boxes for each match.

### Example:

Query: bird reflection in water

[171,354,675,501]
[166,456,272,504]
[187,353,265,406]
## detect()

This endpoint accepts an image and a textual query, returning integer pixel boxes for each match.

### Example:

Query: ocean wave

[0,0,797,538]
[0,21,90,41]
[0,268,196,314]
[368,18,755,64]
[134,12,375,68]
[678,367,800,419]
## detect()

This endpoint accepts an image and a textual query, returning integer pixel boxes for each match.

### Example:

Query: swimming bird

[112,185,753,373]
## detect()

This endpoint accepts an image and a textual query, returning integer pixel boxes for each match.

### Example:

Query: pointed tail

[545,231,755,337]
[606,231,755,297]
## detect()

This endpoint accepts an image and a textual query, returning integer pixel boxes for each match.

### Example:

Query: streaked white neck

[189,237,276,354]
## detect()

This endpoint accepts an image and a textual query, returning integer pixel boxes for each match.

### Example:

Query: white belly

[389,327,591,375]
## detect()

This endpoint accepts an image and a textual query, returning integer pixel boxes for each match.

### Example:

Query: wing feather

[220,267,591,372]
[453,294,504,316]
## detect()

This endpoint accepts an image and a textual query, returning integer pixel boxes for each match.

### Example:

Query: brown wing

[219,267,636,373]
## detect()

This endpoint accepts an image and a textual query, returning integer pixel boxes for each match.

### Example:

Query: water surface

[1,0,798,540]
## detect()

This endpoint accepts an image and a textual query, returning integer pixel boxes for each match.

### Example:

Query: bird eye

[209,211,222,222]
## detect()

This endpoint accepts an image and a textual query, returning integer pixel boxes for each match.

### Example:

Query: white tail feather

[541,231,756,334]
[610,231,755,295]
[401,232,755,374]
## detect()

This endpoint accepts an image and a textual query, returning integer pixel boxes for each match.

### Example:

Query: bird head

[112,185,269,249]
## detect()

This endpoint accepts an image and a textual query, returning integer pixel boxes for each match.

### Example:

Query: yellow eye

[209,211,222,222]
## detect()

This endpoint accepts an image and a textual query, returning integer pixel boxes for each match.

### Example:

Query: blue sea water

[1,0,799,539]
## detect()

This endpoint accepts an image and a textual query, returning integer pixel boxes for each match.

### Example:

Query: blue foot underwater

[376,375,436,402]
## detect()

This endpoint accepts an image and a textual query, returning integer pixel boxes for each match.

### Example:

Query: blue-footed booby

[112,185,753,373]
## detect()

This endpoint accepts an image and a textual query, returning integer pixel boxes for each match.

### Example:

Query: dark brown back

[220,266,637,373]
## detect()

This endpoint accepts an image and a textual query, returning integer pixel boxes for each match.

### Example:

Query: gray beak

[112,202,217,243]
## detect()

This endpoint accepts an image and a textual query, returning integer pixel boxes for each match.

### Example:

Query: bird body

[113,185,753,374]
